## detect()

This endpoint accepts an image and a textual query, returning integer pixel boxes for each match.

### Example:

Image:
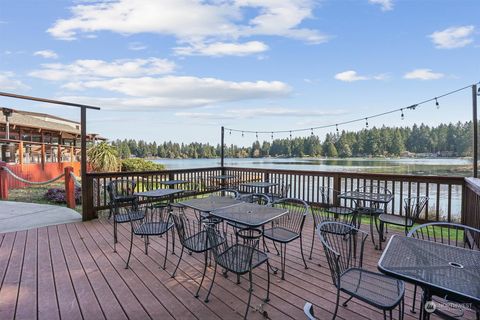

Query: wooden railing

[0,138,82,164]
[463,178,480,247]
[84,166,466,223]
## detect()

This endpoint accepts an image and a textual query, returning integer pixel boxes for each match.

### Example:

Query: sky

[0,0,478,147]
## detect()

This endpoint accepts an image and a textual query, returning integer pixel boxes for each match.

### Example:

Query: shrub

[87,142,120,172]
[44,187,81,204]
[121,158,165,172]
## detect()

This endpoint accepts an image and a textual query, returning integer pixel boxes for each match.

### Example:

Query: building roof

[0,107,105,140]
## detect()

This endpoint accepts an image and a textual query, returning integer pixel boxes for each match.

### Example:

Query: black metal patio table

[159,179,190,188]
[211,175,236,188]
[378,235,480,319]
[135,188,184,199]
[338,190,394,249]
[179,195,244,224]
[210,202,288,229]
[240,181,279,197]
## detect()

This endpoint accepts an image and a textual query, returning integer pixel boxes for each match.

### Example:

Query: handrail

[84,166,466,223]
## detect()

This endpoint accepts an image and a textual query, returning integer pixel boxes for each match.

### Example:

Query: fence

[84,166,466,223]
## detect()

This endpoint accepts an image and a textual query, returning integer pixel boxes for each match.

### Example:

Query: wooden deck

[0,210,475,320]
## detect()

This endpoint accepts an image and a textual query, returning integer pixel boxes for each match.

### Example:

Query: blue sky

[0,0,478,146]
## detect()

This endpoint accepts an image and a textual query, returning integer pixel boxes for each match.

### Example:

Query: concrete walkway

[0,201,82,233]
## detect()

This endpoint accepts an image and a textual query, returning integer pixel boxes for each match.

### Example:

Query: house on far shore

[0,107,105,188]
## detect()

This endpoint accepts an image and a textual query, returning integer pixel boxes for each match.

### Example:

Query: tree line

[111,121,474,159]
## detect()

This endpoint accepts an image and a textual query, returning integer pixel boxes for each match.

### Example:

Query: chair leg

[309,225,315,260]
[144,235,149,255]
[411,285,417,313]
[171,246,184,278]
[113,220,118,253]
[383,310,387,320]
[125,228,134,269]
[280,243,286,280]
[332,288,340,320]
[162,229,169,270]
[237,274,241,284]
[171,227,176,255]
[265,261,270,302]
[300,234,308,269]
[244,270,253,319]
[205,262,218,303]
[273,241,280,256]
[195,250,208,298]
[342,295,353,307]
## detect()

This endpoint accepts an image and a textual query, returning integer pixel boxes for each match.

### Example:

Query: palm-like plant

[87,142,120,172]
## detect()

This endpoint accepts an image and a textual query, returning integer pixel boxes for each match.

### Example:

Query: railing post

[0,162,8,200]
[333,174,341,206]
[41,143,46,169]
[57,144,62,163]
[82,174,96,221]
[64,166,75,209]
[18,141,23,165]
[168,172,174,189]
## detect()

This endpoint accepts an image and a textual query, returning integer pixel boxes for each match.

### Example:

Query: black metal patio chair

[204,225,270,319]
[270,183,291,204]
[263,198,309,279]
[309,187,357,261]
[354,185,392,248]
[317,221,405,320]
[170,209,223,298]
[125,200,174,270]
[407,222,480,317]
[107,179,145,253]
[378,196,428,241]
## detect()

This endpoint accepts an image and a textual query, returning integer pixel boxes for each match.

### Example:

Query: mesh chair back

[208,189,240,199]
[272,198,309,234]
[408,222,480,250]
[205,225,259,272]
[130,203,170,235]
[275,184,291,198]
[318,221,368,287]
[171,210,204,249]
[403,196,428,224]
[238,193,271,205]
[108,179,137,203]
[319,186,335,205]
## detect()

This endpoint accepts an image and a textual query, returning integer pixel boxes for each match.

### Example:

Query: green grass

[7,182,82,213]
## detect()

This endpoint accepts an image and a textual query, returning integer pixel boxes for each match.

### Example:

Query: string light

[271,132,274,140]
[289,131,292,139]
[229,130,231,135]
[223,82,478,136]
[401,109,404,120]
[241,131,244,137]
[336,124,339,133]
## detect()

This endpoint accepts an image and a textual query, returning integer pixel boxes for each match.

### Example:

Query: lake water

[153,157,474,176]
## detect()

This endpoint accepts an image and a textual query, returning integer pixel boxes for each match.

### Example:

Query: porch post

[80,106,90,220]
[473,84,478,178]
[221,126,225,169]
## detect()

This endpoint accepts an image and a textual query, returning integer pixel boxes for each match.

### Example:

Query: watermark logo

[425,301,436,313]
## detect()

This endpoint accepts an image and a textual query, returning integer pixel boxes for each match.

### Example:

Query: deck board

[0,209,477,320]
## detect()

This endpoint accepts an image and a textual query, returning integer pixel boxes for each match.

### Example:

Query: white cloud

[61,76,290,101]
[368,0,393,11]
[404,68,444,80]
[47,0,328,51]
[175,107,345,120]
[429,26,475,49]
[0,71,30,91]
[334,70,387,82]
[33,49,58,59]
[128,42,147,51]
[29,57,176,81]
[174,41,268,56]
